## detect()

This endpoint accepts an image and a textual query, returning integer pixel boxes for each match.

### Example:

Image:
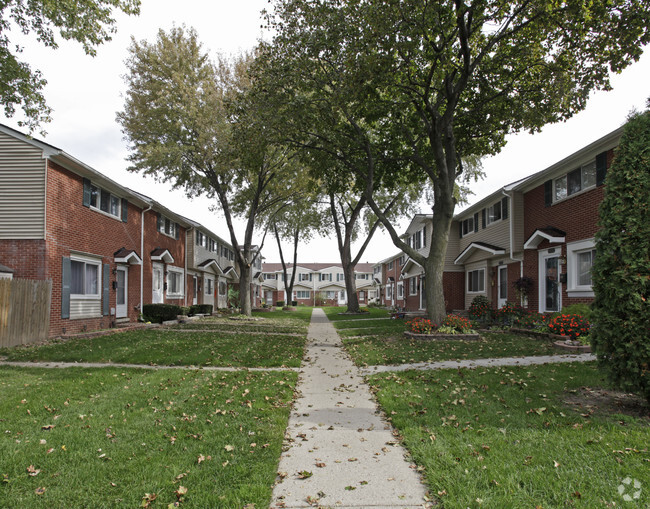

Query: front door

[540,253,561,312]
[192,276,198,305]
[497,266,508,308]
[116,266,127,318]
[338,290,346,306]
[152,263,164,304]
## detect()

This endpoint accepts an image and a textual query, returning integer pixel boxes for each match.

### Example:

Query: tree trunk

[423,198,454,323]
[239,263,253,316]
[342,261,360,313]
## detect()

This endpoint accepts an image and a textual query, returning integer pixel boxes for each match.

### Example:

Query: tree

[1,0,140,132]
[591,106,650,403]
[117,26,300,316]
[265,0,650,322]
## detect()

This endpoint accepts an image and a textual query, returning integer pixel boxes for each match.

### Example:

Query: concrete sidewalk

[270,308,429,509]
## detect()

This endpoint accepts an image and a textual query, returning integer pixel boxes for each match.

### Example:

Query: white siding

[0,132,46,239]
[70,299,102,319]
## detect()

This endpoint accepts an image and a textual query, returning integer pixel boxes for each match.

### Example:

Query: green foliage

[0,0,140,132]
[468,295,491,321]
[189,304,213,316]
[548,314,591,341]
[492,301,527,326]
[227,288,240,308]
[142,303,182,323]
[591,108,650,403]
[441,314,474,334]
[276,300,285,307]
[406,317,438,334]
[560,303,593,321]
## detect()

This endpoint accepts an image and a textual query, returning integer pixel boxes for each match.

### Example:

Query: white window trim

[70,254,102,300]
[486,201,503,226]
[553,160,598,205]
[461,217,475,237]
[466,268,486,294]
[397,281,403,298]
[409,277,418,296]
[89,184,123,221]
[166,266,185,298]
[567,238,596,298]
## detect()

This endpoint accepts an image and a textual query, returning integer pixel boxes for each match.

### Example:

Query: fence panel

[0,279,52,348]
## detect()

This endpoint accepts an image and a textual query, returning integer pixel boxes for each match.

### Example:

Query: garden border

[404,331,481,341]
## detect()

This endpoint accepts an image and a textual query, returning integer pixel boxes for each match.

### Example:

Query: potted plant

[513,276,534,307]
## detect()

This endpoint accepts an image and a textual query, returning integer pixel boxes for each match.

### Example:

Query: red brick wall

[0,240,47,279]
[522,149,612,311]
[443,271,465,312]
[45,161,144,336]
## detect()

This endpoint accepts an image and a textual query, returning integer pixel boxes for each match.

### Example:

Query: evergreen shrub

[142,303,183,323]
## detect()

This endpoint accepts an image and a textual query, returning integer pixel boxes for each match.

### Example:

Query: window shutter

[82,179,91,207]
[481,208,486,228]
[544,180,553,207]
[422,227,426,247]
[175,224,180,240]
[61,257,71,319]
[502,196,509,220]
[473,213,479,233]
[596,151,608,186]
[103,264,110,316]
[121,199,128,223]
[156,213,162,232]
[459,222,462,239]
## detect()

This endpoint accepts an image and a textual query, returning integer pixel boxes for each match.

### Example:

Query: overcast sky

[3,1,649,264]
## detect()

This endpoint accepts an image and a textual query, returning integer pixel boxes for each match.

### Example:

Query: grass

[343,331,560,366]
[0,366,297,508]
[252,307,314,323]
[369,362,649,508]
[321,306,390,321]
[0,327,306,368]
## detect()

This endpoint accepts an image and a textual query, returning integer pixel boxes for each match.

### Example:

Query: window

[158,215,177,238]
[554,160,597,202]
[461,217,474,236]
[209,238,217,252]
[166,268,184,297]
[219,281,227,296]
[326,291,337,299]
[89,183,123,219]
[373,266,381,274]
[196,231,206,247]
[70,259,100,297]
[388,261,394,271]
[205,278,213,295]
[467,269,485,293]
[337,273,344,281]
[398,256,405,266]
[263,273,276,280]
[296,290,310,299]
[386,285,393,299]
[397,282,403,298]
[359,291,365,301]
[410,277,417,295]
[487,201,502,225]
[299,273,311,281]
[567,239,597,297]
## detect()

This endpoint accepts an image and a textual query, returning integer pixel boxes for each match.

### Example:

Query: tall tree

[265,0,650,322]
[118,27,299,316]
[1,0,140,132]
[591,106,650,403]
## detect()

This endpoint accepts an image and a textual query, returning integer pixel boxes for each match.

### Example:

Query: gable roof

[262,262,375,273]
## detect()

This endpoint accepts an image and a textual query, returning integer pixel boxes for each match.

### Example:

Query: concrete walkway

[270,308,429,509]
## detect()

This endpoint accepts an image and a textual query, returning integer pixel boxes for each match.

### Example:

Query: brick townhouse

[0,124,254,337]
[261,263,375,306]
[376,126,622,314]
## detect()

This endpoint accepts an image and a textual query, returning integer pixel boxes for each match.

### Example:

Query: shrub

[468,295,491,321]
[189,304,213,315]
[276,300,285,307]
[512,310,550,330]
[560,303,592,321]
[493,301,526,325]
[406,317,437,334]
[591,108,650,403]
[180,306,190,316]
[442,314,474,333]
[547,314,590,340]
[291,300,298,306]
[142,303,183,323]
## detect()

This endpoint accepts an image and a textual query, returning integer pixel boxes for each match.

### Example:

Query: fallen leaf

[224,445,234,452]
[34,487,46,495]
[344,485,356,491]
[315,462,326,468]
[297,470,313,479]
[41,425,55,431]
[26,465,40,477]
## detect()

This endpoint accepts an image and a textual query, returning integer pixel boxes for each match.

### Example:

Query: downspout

[140,204,153,312]
[502,189,525,278]
[185,227,193,307]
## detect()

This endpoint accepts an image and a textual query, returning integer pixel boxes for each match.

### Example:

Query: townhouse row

[260,263,377,307]
[375,126,621,315]
[0,124,263,337]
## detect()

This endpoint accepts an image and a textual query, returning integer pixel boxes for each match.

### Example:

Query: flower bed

[404,331,481,341]
[405,314,479,340]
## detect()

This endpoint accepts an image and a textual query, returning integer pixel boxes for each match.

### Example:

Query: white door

[338,290,346,305]
[116,267,128,318]
[497,266,508,308]
[152,263,164,303]
[192,276,198,305]
[539,252,561,313]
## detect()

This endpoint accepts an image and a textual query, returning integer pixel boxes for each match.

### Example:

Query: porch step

[115,318,132,327]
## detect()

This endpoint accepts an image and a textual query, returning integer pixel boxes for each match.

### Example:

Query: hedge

[142,303,183,323]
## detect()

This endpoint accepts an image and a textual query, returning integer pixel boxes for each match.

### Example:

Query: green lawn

[253,307,314,323]
[369,362,649,508]
[0,366,297,508]
[343,331,560,366]
[322,306,390,321]
[0,327,306,368]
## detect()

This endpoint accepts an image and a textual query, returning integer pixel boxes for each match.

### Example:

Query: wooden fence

[0,279,52,347]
